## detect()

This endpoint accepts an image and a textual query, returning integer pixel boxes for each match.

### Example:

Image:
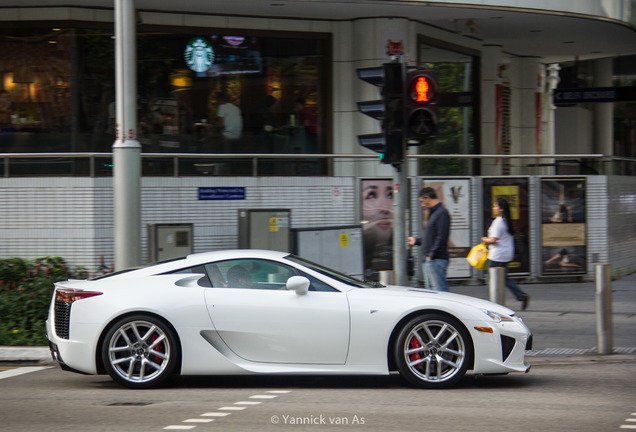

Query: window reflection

[0,27,328,176]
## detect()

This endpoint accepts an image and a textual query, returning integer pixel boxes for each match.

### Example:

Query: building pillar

[510,56,542,174]
[593,58,613,160]
[480,45,503,175]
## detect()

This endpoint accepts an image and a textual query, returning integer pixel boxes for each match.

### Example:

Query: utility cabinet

[148,223,193,262]
[292,225,364,277]
[238,209,291,252]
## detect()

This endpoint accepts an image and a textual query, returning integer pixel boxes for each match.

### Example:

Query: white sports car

[46,249,532,389]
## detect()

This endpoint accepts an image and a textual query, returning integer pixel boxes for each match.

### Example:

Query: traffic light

[357,62,406,166]
[405,69,439,143]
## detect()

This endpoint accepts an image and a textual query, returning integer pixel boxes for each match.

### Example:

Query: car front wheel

[395,313,473,389]
[102,315,178,389]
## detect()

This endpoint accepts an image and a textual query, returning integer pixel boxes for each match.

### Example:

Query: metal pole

[391,59,408,287]
[489,266,505,305]
[392,164,408,286]
[113,0,141,271]
[378,270,394,285]
[595,263,613,355]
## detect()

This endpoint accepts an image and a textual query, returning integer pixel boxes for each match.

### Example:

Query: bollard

[488,267,505,306]
[378,270,394,286]
[595,263,613,355]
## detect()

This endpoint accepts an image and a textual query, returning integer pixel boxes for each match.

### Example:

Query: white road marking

[165,390,291,430]
[0,366,49,380]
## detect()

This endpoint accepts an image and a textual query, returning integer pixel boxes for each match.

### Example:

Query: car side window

[209,259,339,292]
[298,271,339,292]
[213,259,295,290]
[167,265,212,287]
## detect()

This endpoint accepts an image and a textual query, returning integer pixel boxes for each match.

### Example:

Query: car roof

[104,249,291,279]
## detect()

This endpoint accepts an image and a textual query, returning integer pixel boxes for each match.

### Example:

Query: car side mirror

[286,276,310,295]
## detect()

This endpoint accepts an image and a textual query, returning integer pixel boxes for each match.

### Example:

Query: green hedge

[0,257,91,346]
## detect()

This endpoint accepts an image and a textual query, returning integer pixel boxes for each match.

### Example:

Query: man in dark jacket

[408,187,450,291]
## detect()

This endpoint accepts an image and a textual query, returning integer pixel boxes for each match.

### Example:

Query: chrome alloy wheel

[104,317,176,388]
[395,314,472,388]
[403,319,465,382]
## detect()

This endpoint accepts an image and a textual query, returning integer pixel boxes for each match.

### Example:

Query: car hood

[365,284,517,317]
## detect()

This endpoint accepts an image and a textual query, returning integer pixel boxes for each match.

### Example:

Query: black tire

[101,314,179,389]
[394,313,473,389]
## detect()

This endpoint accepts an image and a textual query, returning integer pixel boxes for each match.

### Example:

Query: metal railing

[1,152,633,177]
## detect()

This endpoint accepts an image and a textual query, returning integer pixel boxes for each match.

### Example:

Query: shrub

[0,257,92,346]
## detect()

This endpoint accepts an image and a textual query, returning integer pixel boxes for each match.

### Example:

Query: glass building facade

[0,24,330,175]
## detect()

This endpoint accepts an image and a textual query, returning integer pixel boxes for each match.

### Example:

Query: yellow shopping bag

[466,243,488,270]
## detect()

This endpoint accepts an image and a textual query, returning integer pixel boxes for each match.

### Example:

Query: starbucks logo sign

[184,37,214,73]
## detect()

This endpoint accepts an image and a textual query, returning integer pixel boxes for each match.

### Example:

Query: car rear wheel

[395,313,473,389]
[102,315,178,389]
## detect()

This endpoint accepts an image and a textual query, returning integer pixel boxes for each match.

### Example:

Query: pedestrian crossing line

[620,410,636,429]
[163,390,290,430]
[0,366,50,380]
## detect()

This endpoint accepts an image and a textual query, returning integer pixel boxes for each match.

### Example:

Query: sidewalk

[1,273,635,366]
[451,271,636,361]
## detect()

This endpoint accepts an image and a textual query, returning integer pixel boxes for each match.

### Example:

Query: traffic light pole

[392,59,408,287]
[392,163,409,286]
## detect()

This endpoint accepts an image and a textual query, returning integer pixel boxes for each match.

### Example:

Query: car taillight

[56,288,103,304]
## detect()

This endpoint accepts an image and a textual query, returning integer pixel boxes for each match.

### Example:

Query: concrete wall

[0,174,633,280]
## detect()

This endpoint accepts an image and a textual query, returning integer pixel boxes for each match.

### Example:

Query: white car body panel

[46,249,532,386]
[204,288,350,364]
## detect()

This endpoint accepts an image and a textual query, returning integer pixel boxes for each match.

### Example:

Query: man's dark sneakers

[521,294,530,311]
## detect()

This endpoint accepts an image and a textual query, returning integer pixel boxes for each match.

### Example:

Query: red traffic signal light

[406,69,439,141]
[411,75,436,102]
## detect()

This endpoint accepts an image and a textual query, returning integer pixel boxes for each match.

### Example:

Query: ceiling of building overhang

[6,0,636,63]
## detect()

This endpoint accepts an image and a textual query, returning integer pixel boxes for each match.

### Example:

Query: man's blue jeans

[423,259,449,292]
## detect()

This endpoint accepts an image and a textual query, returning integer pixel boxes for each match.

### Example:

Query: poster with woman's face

[541,178,586,275]
[361,179,393,276]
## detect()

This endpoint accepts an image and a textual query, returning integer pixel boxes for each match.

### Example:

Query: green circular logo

[184,37,214,73]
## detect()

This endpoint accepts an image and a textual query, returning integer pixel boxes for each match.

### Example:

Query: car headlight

[482,309,514,323]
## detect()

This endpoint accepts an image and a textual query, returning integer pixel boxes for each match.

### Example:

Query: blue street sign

[198,187,246,200]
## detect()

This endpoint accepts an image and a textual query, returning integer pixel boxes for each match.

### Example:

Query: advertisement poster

[421,179,471,279]
[361,179,394,279]
[541,178,587,275]
[482,178,530,274]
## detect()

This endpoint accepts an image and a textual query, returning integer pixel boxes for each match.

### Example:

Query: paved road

[1,358,635,432]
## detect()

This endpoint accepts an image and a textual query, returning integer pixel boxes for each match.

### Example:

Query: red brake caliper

[153,334,164,364]
[410,337,421,362]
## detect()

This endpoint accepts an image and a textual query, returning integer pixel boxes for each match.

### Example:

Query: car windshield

[284,254,380,288]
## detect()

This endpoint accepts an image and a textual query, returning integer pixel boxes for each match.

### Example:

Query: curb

[0,347,53,365]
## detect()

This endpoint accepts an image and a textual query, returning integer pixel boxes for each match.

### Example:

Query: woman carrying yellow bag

[466,242,488,270]
[481,198,530,310]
